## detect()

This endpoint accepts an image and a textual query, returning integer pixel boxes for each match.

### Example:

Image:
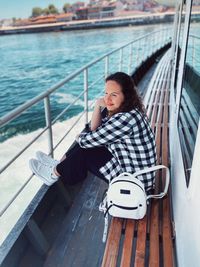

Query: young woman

[29,72,157,192]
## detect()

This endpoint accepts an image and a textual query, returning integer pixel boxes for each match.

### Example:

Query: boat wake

[0,112,92,210]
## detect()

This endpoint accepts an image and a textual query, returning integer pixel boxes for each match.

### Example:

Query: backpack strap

[131,165,170,200]
[99,194,109,242]
[103,213,109,243]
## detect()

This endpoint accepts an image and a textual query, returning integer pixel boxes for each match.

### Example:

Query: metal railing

[0,28,172,217]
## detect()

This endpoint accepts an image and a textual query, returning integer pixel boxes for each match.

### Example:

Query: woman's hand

[90,97,106,131]
[95,97,106,109]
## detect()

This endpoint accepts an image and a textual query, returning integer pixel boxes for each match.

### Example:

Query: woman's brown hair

[106,72,145,114]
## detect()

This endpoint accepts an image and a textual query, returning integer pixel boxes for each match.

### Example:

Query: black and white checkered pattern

[78,109,157,191]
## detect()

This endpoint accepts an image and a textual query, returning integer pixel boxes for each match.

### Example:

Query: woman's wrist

[95,100,102,110]
[96,98,106,109]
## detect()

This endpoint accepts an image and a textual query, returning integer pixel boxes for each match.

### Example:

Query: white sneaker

[29,158,59,186]
[36,151,59,167]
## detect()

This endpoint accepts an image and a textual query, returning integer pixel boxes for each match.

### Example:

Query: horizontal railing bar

[52,90,85,124]
[88,74,104,90]
[0,28,169,128]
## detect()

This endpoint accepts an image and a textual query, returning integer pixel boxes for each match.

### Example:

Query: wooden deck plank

[134,216,147,267]
[148,62,171,267]
[162,88,174,267]
[146,56,168,118]
[120,219,135,267]
[162,196,173,267]
[149,69,166,267]
[149,200,160,267]
[149,130,161,267]
[101,217,123,267]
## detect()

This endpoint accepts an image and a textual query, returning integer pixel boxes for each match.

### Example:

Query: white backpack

[99,165,170,242]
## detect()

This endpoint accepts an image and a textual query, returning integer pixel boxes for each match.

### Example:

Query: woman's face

[104,80,125,112]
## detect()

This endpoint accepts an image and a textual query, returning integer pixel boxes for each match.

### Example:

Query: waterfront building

[76,7,88,20]
[55,13,75,22]
[87,6,102,19]
[100,5,115,18]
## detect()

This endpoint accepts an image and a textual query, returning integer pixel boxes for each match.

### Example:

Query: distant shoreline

[1,12,200,35]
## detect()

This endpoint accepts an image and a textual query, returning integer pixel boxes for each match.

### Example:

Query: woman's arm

[78,112,136,148]
[90,98,106,131]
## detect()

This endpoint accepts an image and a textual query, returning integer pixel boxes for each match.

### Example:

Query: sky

[0,0,88,20]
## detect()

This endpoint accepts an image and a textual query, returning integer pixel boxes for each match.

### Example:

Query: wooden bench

[101,50,175,267]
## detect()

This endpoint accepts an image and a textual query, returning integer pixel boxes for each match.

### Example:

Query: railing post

[105,55,109,78]
[44,96,54,157]
[84,68,88,127]
[128,43,133,75]
[119,48,123,71]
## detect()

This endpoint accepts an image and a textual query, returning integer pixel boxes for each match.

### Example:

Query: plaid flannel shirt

[78,109,157,191]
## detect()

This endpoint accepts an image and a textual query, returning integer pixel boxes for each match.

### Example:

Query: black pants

[56,143,112,185]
